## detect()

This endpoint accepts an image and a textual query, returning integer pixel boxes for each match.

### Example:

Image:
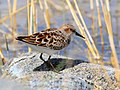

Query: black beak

[74,31,85,39]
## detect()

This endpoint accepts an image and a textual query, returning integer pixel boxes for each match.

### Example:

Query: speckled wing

[16,28,71,50]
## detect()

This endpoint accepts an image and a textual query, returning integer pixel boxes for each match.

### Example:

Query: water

[0,0,120,63]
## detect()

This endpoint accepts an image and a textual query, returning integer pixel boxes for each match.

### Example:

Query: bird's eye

[70,29,74,32]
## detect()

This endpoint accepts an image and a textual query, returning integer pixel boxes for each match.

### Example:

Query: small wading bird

[16,24,85,71]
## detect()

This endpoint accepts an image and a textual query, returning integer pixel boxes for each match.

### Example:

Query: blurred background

[0,0,120,66]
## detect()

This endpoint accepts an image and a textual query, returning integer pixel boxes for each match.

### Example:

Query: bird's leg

[47,56,55,70]
[47,55,60,73]
[40,53,57,72]
[40,53,50,67]
[40,53,46,62]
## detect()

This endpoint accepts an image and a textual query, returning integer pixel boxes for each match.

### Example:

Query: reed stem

[100,0,119,69]
[12,0,17,42]
[27,0,32,52]
[31,0,37,33]
[0,49,6,65]
[90,0,95,39]
[39,0,43,10]
[100,0,120,84]
[96,0,104,55]
[0,1,34,24]
[72,0,100,60]
[44,0,50,29]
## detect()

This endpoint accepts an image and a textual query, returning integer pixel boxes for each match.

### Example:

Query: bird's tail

[16,36,28,41]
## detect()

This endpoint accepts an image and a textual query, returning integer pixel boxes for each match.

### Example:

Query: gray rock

[1,52,120,90]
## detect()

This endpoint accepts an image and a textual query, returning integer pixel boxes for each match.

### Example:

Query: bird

[16,24,85,71]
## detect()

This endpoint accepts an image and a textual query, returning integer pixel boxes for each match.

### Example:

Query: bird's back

[16,28,71,50]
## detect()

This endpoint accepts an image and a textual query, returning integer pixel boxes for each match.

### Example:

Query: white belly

[27,44,59,55]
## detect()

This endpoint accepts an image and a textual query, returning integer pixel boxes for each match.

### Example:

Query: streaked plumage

[16,24,84,55]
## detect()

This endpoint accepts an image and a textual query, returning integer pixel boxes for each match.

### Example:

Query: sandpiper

[16,24,85,70]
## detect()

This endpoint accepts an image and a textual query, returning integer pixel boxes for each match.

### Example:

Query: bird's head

[59,24,85,39]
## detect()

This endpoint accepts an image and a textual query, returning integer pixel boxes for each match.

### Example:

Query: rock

[0,78,33,90]
[1,52,120,90]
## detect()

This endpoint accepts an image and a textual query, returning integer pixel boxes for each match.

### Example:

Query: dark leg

[40,53,57,72]
[47,55,60,73]
[40,53,46,62]
[47,55,56,70]
[40,53,50,68]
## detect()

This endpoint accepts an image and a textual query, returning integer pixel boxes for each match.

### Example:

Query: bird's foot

[40,53,60,73]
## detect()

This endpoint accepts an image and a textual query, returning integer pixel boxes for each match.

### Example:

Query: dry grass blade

[47,0,65,11]
[39,0,43,10]
[7,0,12,29]
[71,0,100,60]
[0,1,33,24]
[89,0,113,83]
[66,0,96,57]
[4,23,12,32]
[100,0,119,68]
[0,29,7,34]
[90,0,95,37]
[7,0,17,50]
[27,0,32,52]
[0,49,7,65]
[44,0,50,29]
[12,0,17,42]
[27,0,30,35]
[96,0,104,55]
[87,49,93,63]
[100,0,120,84]
[30,2,33,35]
[31,0,37,33]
